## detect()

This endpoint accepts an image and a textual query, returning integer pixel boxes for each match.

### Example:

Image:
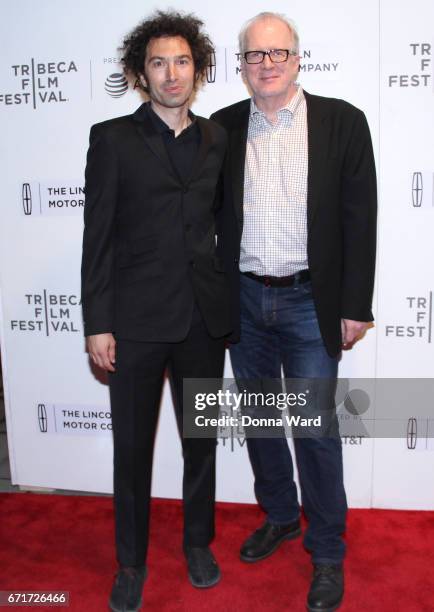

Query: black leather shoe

[184,546,221,588]
[109,566,147,612]
[240,520,301,562]
[307,564,344,612]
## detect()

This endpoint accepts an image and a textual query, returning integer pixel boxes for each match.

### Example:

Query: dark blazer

[81,103,232,342]
[211,91,377,357]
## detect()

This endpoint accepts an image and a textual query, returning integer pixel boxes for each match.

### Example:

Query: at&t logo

[104,73,128,98]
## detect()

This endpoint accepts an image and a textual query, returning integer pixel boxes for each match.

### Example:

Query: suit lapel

[305,91,330,229]
[185,116,213,185]
[229,103,249,227]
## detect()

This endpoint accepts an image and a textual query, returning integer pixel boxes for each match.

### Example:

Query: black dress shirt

[146,102,203,326]
[146,103,200,185]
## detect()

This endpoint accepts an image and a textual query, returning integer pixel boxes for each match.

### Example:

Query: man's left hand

[341,319,369,348]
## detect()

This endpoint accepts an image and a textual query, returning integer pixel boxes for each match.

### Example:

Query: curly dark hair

[121,10,214,91]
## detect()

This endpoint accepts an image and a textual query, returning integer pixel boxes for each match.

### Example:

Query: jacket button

[189,260,195,268]
[182,186,189,194]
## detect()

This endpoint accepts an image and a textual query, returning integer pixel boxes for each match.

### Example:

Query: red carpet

[1,493,433,611]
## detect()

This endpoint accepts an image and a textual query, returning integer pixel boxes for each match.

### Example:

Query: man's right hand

[86,333,116,372]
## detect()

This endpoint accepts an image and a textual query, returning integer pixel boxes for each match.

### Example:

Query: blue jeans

[230,274,347,564]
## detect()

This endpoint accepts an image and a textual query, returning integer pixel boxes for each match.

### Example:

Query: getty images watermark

[182,378,434,440]
[194,388,320,429]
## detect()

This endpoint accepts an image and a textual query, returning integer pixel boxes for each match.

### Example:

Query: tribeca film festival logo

[37,403,111,436]
[21,181,84,216]
[411,171,434,208]
[385,294,433,342]
[1,59,80,109]
[388,43,432,88]
[10,291,81,335]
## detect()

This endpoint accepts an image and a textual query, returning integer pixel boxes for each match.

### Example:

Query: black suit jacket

[211,91,377,357]
[81,103,232,342]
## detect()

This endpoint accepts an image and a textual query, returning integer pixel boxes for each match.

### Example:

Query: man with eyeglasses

[211,12,376,612]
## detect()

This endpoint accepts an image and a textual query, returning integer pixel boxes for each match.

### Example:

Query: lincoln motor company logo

[298,47,339,75]
[411,171,434,208]
[22,183,32,215]
[407,417,417,449]
[206,51,216,83]
[20,181,84,216]
[405,417,434,451]
[412,172,423,207]
[38,404,48,433]
[36,403,112,436]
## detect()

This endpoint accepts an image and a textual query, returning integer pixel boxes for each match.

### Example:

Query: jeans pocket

[298,280,313,296]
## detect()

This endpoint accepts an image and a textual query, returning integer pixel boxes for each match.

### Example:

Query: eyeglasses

[243,49,298,64]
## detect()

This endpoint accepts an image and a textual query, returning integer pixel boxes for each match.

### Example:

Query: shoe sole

[109,597,143,612]
[306,596,343,612]
[188,571,221,589]
[239,527,302,563]
[109,567,147,612]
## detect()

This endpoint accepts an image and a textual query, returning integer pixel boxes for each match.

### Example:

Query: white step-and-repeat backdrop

[0,0,433,509]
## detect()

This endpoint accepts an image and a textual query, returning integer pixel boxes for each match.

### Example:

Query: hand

[341,319,369,348]
[86,333,116,371]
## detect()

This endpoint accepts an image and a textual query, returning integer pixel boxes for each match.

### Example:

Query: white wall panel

[0,0,432,509]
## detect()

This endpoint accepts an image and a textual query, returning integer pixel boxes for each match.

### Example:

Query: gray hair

[238,12,300,55]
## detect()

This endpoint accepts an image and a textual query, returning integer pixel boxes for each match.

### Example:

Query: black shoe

[307,564,344,612]
[240,519,301,563]
[184,546,221,588]
[109,566,147,612]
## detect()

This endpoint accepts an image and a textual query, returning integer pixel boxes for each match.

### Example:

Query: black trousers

[109,316,225,567]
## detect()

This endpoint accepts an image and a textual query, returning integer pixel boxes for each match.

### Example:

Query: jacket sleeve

[81,124,119,336]
[340,109,377,322]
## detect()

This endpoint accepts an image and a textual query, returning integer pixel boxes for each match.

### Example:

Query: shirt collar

[250,85,304,123]
[145,101,196,136]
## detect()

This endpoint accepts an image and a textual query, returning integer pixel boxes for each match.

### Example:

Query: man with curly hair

[81,11,231,611]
